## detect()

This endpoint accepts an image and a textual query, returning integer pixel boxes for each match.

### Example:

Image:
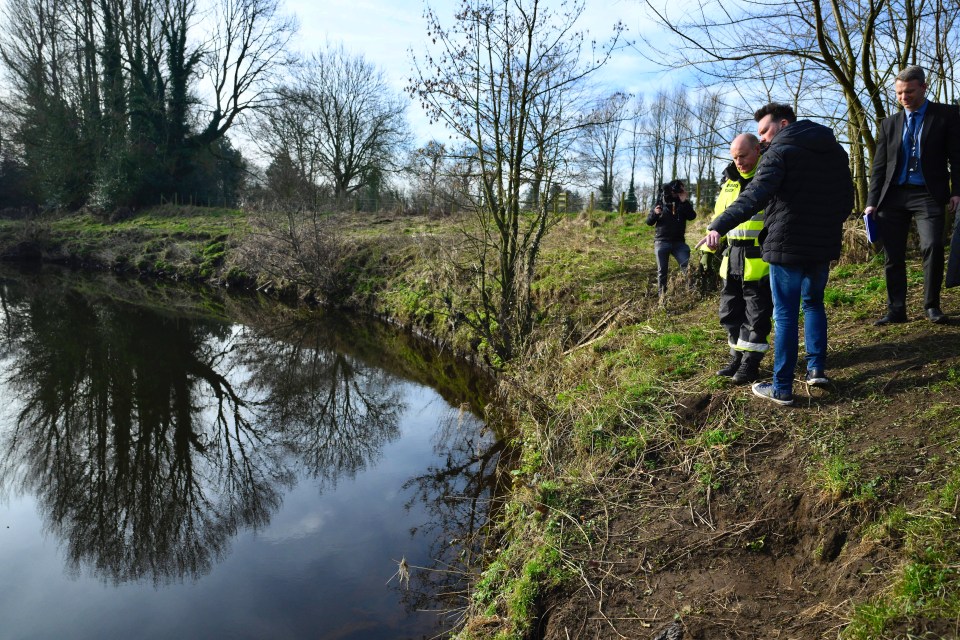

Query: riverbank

[3,207,960,639]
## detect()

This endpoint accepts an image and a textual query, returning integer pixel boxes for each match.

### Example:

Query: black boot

[732,352,762,384]
[717,350,742,377]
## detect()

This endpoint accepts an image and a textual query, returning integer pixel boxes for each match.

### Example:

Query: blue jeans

[655,240,690,293]
[768,262,830,395]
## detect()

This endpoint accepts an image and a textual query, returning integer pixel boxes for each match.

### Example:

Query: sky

[283,0,684,145]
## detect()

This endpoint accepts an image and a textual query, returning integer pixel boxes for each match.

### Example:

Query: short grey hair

[896,65,926,84]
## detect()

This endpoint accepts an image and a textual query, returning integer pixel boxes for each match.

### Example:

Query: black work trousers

[876,185,946,314]
[719,247,772,354]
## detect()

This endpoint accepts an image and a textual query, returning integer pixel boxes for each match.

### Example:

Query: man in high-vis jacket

[697,103,854,407]
[703,134,772,384]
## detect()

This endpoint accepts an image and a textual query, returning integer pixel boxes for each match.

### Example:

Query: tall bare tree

[524,47,593,211]
[255,43,410,208]
[624,93,646,212]
[579,91,630,211]
[667,86,690,181]
[691,91,724,207]
[640,0,960,211]
[409,0,623,363]
[406,140,456,214]
[645,89,670,208]
[254,90,328,210]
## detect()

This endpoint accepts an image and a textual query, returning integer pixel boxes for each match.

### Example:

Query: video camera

[656,180,686,216]
[660,179,685,204]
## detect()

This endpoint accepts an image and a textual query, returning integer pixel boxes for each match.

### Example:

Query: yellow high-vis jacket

[703,161,768,281]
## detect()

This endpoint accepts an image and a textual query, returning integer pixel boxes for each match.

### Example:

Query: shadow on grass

[825,326,960,398]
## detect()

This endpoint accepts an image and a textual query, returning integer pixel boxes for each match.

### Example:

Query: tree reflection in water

[0,273,412,586]
[397,405,508,628]
[0,280,289,584]
[232,308,509,631]
[229,318,403,488]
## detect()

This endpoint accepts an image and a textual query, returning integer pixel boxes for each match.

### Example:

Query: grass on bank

[423,211,960,637]
[847,460,960,639]
[0,206,247,280]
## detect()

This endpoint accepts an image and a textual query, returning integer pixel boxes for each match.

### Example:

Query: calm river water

[0,265,503,640]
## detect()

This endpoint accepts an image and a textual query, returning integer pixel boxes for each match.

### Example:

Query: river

[0,264,504,640]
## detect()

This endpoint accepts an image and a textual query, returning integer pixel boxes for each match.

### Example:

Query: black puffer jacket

[708,120,854,265]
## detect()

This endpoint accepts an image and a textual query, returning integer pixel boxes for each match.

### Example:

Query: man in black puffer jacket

[697,103,854,406]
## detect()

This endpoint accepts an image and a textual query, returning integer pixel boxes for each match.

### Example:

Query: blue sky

[284,0,683,144]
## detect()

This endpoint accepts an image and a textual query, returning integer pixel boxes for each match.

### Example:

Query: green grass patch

[638,326,713,377]
[823,286,862,307]
[845,465,960,638]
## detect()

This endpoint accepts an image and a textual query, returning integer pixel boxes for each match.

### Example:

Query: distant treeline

[0,0,294,212]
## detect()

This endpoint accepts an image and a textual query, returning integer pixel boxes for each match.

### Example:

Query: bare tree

[624,93,646,212]
[579,91,630,211]
[524,48,593,211]
[690,90,724,207]
[640,0,960,211]
[667,86,690,181]
[198,0,298,143]
[409,0,623,363]
[297,44,410,203]
[254,44,409,208]
[253,89,326,208]
[406,140,466,215]
[645,89,670,208]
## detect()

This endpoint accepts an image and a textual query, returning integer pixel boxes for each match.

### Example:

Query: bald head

[730,134,761,175]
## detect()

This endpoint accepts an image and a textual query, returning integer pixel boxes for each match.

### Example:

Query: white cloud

[260,509,330,542]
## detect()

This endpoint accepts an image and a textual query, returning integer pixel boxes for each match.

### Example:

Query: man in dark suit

[865,65,960,325]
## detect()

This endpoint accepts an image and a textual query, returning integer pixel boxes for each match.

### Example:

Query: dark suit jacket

[867,100,960,208]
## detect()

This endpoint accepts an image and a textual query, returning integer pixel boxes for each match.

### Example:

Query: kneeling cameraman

[646,179,696,298]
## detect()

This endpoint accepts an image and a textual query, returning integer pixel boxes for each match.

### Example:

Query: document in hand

[863,212,879,243]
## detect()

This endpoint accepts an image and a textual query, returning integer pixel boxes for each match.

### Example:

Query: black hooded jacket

[707,120,854,265]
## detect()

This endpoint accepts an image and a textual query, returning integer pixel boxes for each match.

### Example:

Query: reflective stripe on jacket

[704,161,768,281]
[707,120,854,265]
